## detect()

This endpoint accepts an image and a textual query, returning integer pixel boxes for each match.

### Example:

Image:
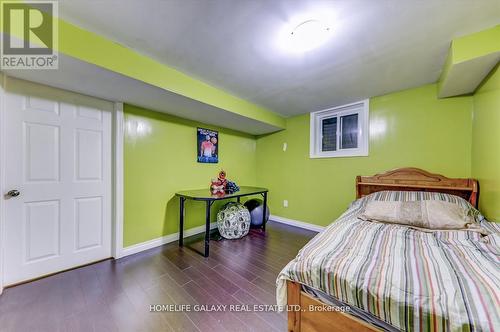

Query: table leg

[204,201,211,257]
[262,192,268,232]
[179,197,185,247]
[237,197,241,203]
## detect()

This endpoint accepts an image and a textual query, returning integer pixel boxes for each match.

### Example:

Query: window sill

[309,150,369,159]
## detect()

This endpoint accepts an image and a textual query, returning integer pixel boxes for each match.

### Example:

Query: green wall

[472,64,500,221]
[123,82,485,245]
[256,84,473,226]
[123,105,257,247]
[123,78,500,245]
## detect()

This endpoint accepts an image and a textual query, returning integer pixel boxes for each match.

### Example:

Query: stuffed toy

[218,170,227,186]
[210,170,240,195]
[210,170,227,195]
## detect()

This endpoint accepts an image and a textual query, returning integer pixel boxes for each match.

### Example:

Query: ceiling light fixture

[287,19,331,53]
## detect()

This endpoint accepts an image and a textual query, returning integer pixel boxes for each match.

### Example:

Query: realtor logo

[1,1,58,69]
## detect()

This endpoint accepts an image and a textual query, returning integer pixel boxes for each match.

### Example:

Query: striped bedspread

[277,192,500,331]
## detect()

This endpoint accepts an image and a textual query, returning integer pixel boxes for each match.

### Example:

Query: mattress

[277,191,500,331]
[301,284,400,331]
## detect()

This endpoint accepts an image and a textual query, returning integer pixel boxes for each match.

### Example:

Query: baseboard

[121,215,323,258]
[121,222,217,258]
[269,214,325,232]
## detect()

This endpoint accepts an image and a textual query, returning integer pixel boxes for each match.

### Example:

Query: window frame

[310,99,369,158]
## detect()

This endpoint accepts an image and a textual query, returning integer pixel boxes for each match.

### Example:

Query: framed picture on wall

[197,128,219,163]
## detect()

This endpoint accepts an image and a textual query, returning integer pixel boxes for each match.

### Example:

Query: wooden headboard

[356,168,479,208]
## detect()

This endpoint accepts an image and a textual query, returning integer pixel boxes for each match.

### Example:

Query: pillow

[362,191,483,223]
[359,198,485,233]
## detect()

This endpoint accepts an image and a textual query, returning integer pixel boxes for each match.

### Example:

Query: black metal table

[175,186,268,257]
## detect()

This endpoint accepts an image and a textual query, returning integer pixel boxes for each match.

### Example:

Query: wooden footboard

[286,280,380,332]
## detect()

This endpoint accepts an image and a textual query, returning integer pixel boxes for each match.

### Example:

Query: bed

[277,168,500,332]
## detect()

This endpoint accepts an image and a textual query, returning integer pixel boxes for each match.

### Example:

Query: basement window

[310,100,369,158]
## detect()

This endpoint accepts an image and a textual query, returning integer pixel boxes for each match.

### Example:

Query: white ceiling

[59,0,500,117]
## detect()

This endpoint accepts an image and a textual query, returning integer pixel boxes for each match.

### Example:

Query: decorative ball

[217,202,251,239]
[244,199,270,227]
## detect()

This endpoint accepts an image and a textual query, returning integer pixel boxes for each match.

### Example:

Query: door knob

[6,190,20,197]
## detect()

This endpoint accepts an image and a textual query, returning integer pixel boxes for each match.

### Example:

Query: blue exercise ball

[244,199,270,227]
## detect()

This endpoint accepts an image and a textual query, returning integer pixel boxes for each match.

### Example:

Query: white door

[3,77,112,285]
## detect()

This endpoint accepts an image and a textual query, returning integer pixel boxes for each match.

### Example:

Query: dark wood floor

[0,221,316,332]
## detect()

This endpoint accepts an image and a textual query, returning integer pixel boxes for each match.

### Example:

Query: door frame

[0,73,6,295]
[0,75,125,294]
[112,102,124,259]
